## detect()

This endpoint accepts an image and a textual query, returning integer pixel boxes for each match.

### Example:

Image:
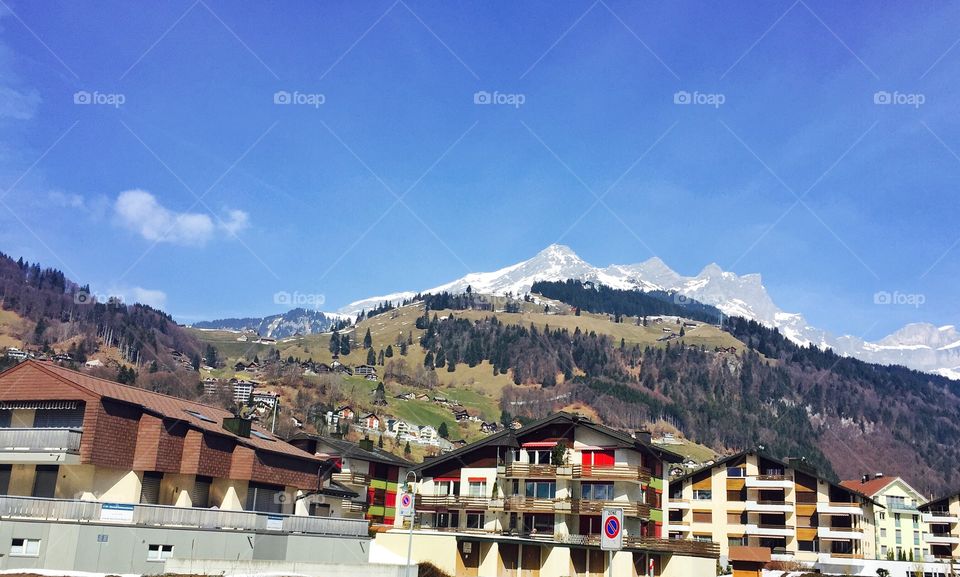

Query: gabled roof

[920,490,960,512]
[288,432,413,468]
[412,412,682,474]
[839,476,898,497]
[0,360,316,461]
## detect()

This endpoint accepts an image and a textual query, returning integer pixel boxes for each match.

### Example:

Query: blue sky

[0,1,958,339]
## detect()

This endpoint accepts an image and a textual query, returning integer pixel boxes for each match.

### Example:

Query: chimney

[223,417,251,438]
[875,472,883,479]
[359,437,374,452]
[636,430,652,445]
[861,474,868,483]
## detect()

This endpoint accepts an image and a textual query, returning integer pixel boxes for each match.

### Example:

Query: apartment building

[841,475,928,561]
[0,360,370,573]
[668,450,877,572]
[919,491,960,562]
[370,412,719,577]
[288,432,412,524]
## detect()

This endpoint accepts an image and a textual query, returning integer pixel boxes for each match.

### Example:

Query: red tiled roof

[840,476,897,497]
[0,360,316,461]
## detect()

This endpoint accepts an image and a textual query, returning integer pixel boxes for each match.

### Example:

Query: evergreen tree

[424,351,434,368]
[404,441,411,455]
[366,348,376,365]
[407,331,413,345]
[329,331,340,355]
[385,345,394,358]
[679,325,686,337]
[399,341,408,356]
[378,434,384,448]
[149,360,159,373]
[340,333,351,356]
[378,349,385,365]
[574,307,581,317]
[438,421,449,439]
[434,348,446,368]
[363,328,372,349]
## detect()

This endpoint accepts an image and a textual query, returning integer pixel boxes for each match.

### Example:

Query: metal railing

[0,428,82,453]
[0,495,368,537]
[416,494,491,510]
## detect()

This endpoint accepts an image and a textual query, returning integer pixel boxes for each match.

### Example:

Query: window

[914,532,921,545]
[191,475,212,508]
[878,512,885,520]
[880,528,887,538]
[798,540,817,552]
[895,513,901,527]
[524,481,556,499]
[468,481,487,497]
[727,512,746,525]
[32,465,58,498]
[0,464,10,495]
[726,467,745,478]
[435,480,458,496]
[896,529,902,545]
[140,471,163,505]
[246,482,285,513]
[436,511,460,529]
[693,534,712,542]
[880,546,887,557]
[581,483,614,501]
[466,511,484,529]
[147,544,173,561]
[692,511,712,524]
[184,409,217,423]
[727,489,745,502]
[728,536,745,547]
[10,538,40,557]
[534,450,551,465]
[310,503,331,517]
[692,489,712,500]
[913,547,920,560]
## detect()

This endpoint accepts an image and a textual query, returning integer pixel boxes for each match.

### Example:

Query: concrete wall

[166,558,417,577]
[0,517,370,575]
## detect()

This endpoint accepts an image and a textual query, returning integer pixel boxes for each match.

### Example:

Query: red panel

[593,450,615,467]
[385,491,397,507]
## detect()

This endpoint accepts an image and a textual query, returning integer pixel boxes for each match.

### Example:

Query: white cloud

[113,189,249,246]
[130,287,167,308]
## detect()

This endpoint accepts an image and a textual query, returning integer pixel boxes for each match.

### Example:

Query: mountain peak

[535,244,582,260]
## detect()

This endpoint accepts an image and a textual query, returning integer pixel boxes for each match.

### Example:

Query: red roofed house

[841,474,930,561]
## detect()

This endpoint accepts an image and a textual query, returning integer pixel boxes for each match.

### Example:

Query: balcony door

[582,449,615,475]
[32,465,58,498]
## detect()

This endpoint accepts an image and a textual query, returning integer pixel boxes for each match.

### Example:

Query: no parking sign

[399,491,414,518]
[600,507,623,551]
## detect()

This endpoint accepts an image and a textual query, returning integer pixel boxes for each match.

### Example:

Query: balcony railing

[415,494,491,510]
[503,496,567,513]
[332,471,370,487]
[502,463,558,478]
[573,499,651,519]
[0,495,369,537]
[552,534,719,557]
[572,464,651,483]
[341,500,369,514]
[0,428,82,454]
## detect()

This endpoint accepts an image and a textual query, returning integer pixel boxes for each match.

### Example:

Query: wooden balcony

[341,500,369,514]
[572,464,651,483]
[332,471,370,487]
[415,494,490,510]
[502,463,559,478]
[573,499,651,519]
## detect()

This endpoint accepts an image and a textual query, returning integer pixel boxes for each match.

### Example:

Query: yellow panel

[797,528,817,541]
[727,479,746,490]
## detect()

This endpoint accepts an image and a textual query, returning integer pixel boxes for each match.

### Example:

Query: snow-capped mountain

[192,308,349,339]
[341,244,958,379]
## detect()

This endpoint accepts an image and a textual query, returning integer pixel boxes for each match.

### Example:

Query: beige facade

[919,492,960,562]
[668,451,876,570]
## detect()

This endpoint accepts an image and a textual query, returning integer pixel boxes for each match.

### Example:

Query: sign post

[401,471,417,577]
[601,507,623,577]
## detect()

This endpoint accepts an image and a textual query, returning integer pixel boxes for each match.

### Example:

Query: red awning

[434,477,460,482]
[522,441,558,448]
[467,477,486,482]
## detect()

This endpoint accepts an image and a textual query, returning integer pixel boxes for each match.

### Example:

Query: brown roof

[727,546,771,563]
[0,360,316,461]
[840,476,897,497]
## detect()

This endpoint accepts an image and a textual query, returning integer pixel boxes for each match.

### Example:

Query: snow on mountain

[339,244,959,379]
[192,308,349,339]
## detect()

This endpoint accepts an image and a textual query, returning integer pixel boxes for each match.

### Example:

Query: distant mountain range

[191,308,349,339]
[338,244,960,380]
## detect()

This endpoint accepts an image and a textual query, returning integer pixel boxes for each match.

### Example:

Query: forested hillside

[0,252,201,370]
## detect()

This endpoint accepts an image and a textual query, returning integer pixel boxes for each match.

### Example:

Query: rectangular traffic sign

[601,507,623,551]
[398,491,415,518]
